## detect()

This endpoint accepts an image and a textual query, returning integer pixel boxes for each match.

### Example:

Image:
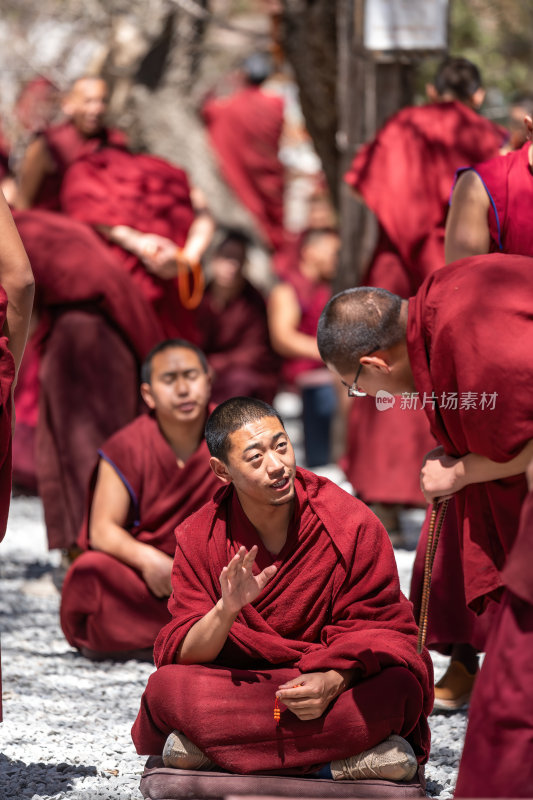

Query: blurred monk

[60,340,220,661]
[317,258,533,725]
[15,76,127,211]
[0,193,35,720]
[61,147,214,343]
[268,228,340,467]
[202,53,285,251]
[340,56,507,548]
[132,397,432,781]
[197,228,279,404]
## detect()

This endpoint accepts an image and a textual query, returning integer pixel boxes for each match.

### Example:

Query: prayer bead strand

[417,499,449,654]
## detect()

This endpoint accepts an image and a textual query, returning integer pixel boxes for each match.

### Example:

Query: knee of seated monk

[378,666,425,716]
[64,549,118,587]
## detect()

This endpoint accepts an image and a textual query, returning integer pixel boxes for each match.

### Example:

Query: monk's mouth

[175,402,196,412]
[271,476,290,491]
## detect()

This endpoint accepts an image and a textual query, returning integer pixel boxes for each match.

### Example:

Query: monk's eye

[185,370,200,380]
[247,453,261,463]
[276,441,288,450]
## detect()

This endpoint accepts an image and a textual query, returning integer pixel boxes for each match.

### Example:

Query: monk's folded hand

[141,546,174,598]
[276,670,349,721]
[420,446,465,503]
[137,234,179,279]
[219,545,277,617]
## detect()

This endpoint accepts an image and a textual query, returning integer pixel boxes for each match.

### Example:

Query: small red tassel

[274,697,281,726]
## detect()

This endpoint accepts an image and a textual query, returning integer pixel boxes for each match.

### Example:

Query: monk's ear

[360,353,392,374]
[425,83,440,103]
[470,87,485,109]
[210,456,232,484]
[525,115,533,141]
[140,382,156,411]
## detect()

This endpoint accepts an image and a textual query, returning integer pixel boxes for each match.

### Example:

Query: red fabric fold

[61,147,198,341]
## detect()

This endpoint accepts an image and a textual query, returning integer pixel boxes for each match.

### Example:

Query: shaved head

[62,77,108,136]
[317,287,405,373]
[205,397,284,463]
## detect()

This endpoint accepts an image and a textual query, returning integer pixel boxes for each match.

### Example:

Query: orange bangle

[175,248,205,310]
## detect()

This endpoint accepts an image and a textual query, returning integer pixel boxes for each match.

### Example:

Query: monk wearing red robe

[197,229,279,404]
[61,147,214,344]
[13,210,163,552]
[268,228,340,467]
[341,57,507,542]
[132,397,432,781]
[454,461,533,797]
[202,53,285,251]
[0,194,35,721]
[15,76,127,211]
[60,340,220,660]
[410,119,533,708]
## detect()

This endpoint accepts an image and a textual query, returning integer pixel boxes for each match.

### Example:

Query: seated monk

[60,339,220,661]
[268,228,340,467]
[131,397,432,780]
[15,76,127,211]
[196,228,280,404]
[61,146,215,344]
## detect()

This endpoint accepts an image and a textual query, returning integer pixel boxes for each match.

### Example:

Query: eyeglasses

[343,361,367,398]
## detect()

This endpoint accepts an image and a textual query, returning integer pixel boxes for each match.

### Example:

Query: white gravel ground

[0,493,465,799]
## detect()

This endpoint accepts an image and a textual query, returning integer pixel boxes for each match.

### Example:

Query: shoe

[330,735,417,781]
[433,660,476,711]
[162,730,216,771]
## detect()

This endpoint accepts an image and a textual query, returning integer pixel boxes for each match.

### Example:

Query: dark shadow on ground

[0,753,97,796]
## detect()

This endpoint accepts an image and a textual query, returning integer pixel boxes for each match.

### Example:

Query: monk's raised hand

[420,445,464,503]
[276,670,349,721]
[219,545,277,616]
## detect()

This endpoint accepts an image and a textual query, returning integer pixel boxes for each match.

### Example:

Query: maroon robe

[407,253,533,612]
[342,102,506,508]
[281,270,331,386]
[0,285,16,723]
[132,468,432,772]
[454,491,533,797]
[60,412,220,656]
[13,210,163,549]
[197,279,279,404]
[456,141,533,255]
[33,121,128,210]
[203,86,285,250]
[61,147,199,343]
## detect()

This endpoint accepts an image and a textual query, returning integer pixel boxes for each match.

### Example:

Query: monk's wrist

[215,597,240,626]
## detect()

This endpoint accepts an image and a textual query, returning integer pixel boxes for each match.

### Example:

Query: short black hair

[141,339,209,385]
[317,287,404,374]
[214,227,252,255]
[242,52,272,85]
[433,57,482,103]
[205,397,284,462]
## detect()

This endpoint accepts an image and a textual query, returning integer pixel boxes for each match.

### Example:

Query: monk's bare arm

[180,186,215,264]
[268,283,321,361]
[445,171,491,264]
[90,459,173,598]
[420,441,533,502]
[0,195,34,378]
[14,137,55,210]
[177,546,277,664]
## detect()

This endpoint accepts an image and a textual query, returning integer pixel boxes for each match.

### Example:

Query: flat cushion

[140,758,427,799]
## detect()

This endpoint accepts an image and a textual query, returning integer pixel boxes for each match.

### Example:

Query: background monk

[341,56,507,543]
[268,228,340,467]
[132,397,432,781]
[317,260,533,720]
[60,339,220,661]
[197,228,279,404]
[0,193,34,722]
[15,76,127,211]
[202,52,285,251]
[454,459,533,798]
[61,147,214,344]
[13,210,163,554]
